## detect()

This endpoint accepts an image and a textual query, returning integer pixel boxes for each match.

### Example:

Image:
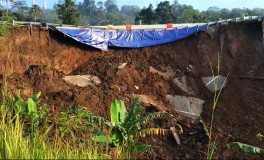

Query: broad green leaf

[110,99,127,126]
[27,98,37,114]
[228,142,264,154]
[93,135,112,143]
[111,127,123,147]
[14,99,27,112]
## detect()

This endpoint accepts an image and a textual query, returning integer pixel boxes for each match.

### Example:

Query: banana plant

[13,91,48,135]
[228,142,264,154]
[93,97,167,153]
[227,133,264,155]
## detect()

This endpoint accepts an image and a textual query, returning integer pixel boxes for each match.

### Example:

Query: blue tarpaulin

[56,24,208,51]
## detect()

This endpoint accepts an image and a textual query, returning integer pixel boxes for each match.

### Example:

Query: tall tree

[155,1,176,23]
[121,5,140,16]
[172,0,183,22]
[104,0,119,13]
[182,5,200,23]
[30,4,41,21]
[96,1,104,10]
[137,4,156,24]
[78,0,105,25]
[204,6,221,21]
[230,8,244,18]
[57,0,80,25]
[12,0,29,14]
[79,0,97,15]
[219,8,231,20]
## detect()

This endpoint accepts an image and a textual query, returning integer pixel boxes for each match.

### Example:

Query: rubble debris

[149,66,175,80]
[202,75,227,93]
[173,76,196,94]
[166,95,205,119]
[135,85,139,90]
[63,75,101,87]
[130,94,167,111]
[118,62,128,69]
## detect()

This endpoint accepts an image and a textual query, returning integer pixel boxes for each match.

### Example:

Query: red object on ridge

[126,24,132,30]
[166,23,173,28]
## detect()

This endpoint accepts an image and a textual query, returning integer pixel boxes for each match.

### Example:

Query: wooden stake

[170,127,181,145]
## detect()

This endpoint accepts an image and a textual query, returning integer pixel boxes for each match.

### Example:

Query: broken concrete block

[166,95,205,119]
[202,75,227,93]
[63,75,101,87]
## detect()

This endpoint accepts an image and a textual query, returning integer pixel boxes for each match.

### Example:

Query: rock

[202,75,227,93]
[90,76,102,85]
[149,66,175,80]
[118,62,128,69]
[166,95,205,119]
[63,75,101,87]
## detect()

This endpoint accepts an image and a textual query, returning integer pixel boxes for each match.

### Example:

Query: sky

[1,0,264,11]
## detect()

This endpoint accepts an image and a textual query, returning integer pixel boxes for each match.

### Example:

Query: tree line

[1,0,264,25]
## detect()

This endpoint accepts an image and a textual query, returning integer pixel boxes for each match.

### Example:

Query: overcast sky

[1,0,264,11]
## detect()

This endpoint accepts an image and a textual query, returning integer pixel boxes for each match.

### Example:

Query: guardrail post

[30,21,32,35]
[12,20,14,26]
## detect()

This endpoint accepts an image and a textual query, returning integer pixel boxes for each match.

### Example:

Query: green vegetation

[56,0,80,25]
[1,0,264,25]
[93,98,167,158]
[0,73,166,159]
[228,142,264,154]
[227,133,264,154]
[30,5,42,22]
[200,53,229,160]
[0,24,15,36]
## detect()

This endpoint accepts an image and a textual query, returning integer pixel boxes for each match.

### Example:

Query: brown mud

[0,20,264,159]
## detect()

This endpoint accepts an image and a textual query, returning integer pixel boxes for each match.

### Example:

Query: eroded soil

[0,21,264,159]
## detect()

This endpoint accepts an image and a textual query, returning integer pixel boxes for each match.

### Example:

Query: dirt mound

[1,21,264,159]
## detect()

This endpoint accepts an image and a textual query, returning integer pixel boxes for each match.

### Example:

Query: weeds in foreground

[0,73,168,158]
[200,52,229,160]
[0,74,108,159]
[0,24,15,36]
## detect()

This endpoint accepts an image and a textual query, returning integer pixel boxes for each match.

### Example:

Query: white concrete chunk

[202,75,227,93]
[166,95,205,119]
[63,75,101,87]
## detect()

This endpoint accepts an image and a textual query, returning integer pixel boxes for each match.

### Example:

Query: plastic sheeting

[56,24,208,51]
